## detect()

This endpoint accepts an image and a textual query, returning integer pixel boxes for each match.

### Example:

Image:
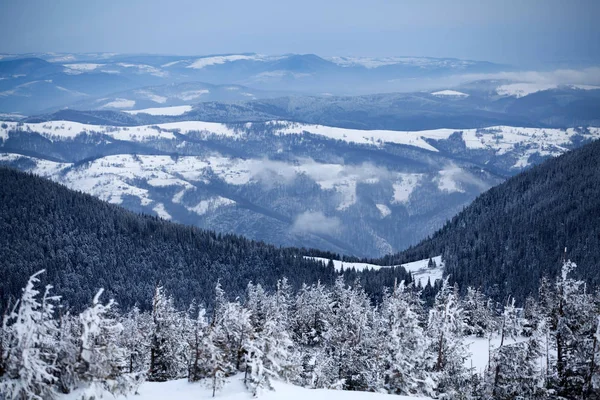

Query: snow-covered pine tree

[0,270,60,400]
[289,282,334,388]
[148,285,187,381]
[244,280,295,395]
[549,260,599,397]
[379,283,434,397]
[427,278,471,399]
[119,306,152,374]
[484,297,523,399]
[54,312,79,394]
[463,287,496,337]
[326,277,375,391]
[75,289,142,396]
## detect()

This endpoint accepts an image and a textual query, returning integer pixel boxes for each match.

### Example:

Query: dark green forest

[381,138,600,302]
[0,167,412,310]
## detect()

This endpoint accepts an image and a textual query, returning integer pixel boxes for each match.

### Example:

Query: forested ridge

[0,167,412,310]
[381,138,600,302]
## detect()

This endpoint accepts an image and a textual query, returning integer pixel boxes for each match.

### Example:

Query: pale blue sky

[1,0,598,66]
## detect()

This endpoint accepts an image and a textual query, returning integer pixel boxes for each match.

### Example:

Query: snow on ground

[392,174,422,203]
[187,196,236,216]
[376,203,391,217]
[186,54,267,69]
[63,63,103,72]
[272,122,600,165]
[400,256,444,286]
[0,120,239,142]
[134,90,168,104]
[125,105,193,116]
[2,120,599,167]
[305,255,444,285]
[464,334,549,375]
[62,373,431,400]
[496,83,600,98]
[436,167,466,193]
[102,98,135,109]
[153,203,172,220]
[431,90,469,97]
[273,121,451,152]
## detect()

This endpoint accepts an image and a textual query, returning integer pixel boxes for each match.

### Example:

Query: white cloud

[292,211,340,234]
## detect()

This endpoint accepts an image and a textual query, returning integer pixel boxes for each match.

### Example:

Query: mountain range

[0,52,512,114]
[1,118,598,257]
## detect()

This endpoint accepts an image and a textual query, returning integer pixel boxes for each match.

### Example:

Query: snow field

[306,255,444,284]
[62,373,432,400]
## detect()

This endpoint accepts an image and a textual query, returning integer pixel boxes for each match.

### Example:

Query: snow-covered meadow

[63,374,432,400]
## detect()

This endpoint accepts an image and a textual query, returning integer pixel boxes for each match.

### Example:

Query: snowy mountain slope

[63,374,432,400]
[1,119,598,257]
[3,120,598,169]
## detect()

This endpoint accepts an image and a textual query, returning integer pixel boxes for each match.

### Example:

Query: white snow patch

[102,98,135,109]
[273,121,455,152]
[187,55,264,69]
[376,203,391,217]
[496,83,600,98]
[187,196,235,216]
[153,203,172,220]
[135,90,168,104]
[125,105,193,116]
[392,174,422,204]
[400,255,444,285]
[431,90,469,97]
[436,168,465,193]
[63,63,103,72]
[305,255,444,284]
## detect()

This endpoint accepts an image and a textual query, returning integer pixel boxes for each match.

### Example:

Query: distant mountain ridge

[0,53,511,114]
[21,84,600,132]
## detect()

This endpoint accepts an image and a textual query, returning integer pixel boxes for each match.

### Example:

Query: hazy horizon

[1,0,599,68]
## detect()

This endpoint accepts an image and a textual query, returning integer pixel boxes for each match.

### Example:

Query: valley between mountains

[2,119,597,257]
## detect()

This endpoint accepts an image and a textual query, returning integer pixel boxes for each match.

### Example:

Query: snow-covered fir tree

[75,289,143,397]
[119,306,152,374]
[0,270,60,400]
[379,282,434,396]
[427,278,470,399]
[148,285,187,381]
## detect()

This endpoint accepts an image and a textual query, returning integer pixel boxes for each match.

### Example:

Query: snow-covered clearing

[464,334,549,375]
[306,255,444,284]
[125,105,193,116]
[62,374,431,400]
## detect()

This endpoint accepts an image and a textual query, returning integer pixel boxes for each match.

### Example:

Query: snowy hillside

[1,119,598,257]
[3,120,598,170]
[306,255,444,284]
